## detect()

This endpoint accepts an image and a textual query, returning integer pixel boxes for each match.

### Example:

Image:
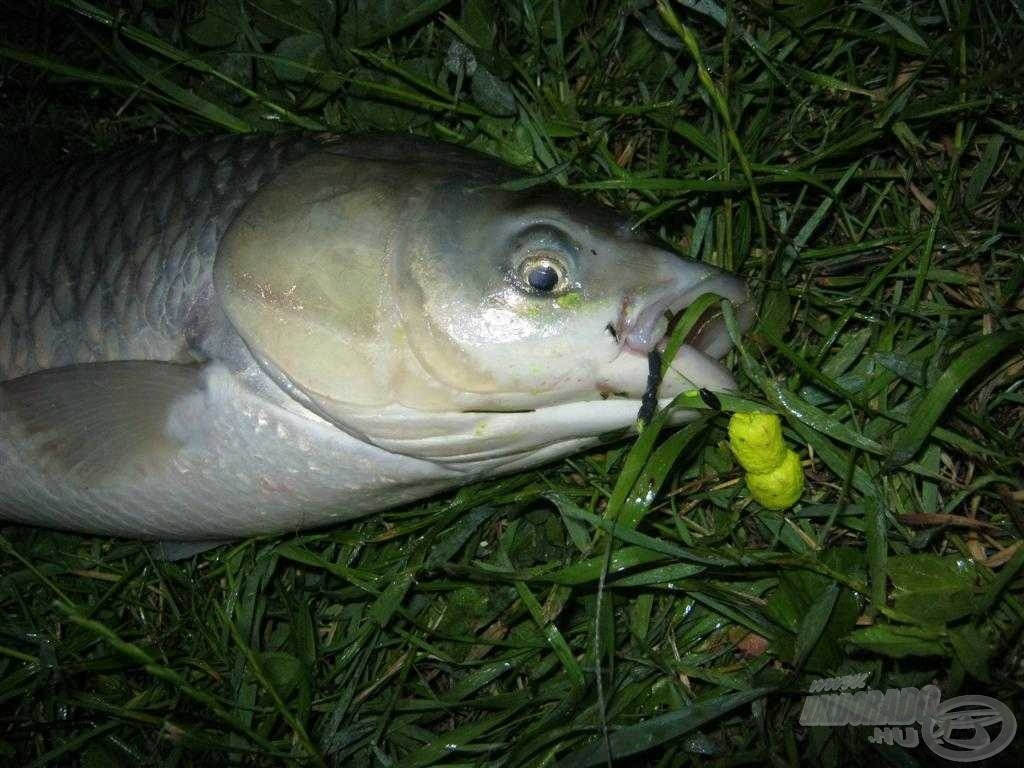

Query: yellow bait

[728,412,804,510]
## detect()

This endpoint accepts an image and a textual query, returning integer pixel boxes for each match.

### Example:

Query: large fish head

[392,180,753,412]
[215,139,753,467]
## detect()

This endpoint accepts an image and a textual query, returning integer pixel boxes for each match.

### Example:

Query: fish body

[0,134,750,540]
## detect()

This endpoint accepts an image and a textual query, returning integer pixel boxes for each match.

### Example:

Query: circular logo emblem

[921,695,1017,762]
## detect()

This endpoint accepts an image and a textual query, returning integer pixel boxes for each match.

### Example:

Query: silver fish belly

[0,134,751,540]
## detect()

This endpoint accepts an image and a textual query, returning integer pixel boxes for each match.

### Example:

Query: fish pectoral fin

[0,360,205,483]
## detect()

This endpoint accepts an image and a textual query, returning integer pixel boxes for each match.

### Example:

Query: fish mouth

[613,272,754,388]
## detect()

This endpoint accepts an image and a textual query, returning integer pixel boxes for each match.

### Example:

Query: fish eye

[528,264,559,291]
[516,252,568,294]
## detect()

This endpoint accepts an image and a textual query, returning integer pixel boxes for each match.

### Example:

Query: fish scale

[0,133,321,380]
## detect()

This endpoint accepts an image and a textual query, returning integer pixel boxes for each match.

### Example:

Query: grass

[1,0,1023,765]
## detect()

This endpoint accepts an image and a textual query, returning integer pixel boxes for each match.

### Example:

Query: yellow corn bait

[728,412,804,510]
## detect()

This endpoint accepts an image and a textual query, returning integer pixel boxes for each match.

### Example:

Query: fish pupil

[528,265,559,292]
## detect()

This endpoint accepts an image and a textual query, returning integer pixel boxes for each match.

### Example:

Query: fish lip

[616,273,753,359]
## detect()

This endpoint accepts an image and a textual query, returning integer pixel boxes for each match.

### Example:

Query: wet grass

[1,0,1023,765]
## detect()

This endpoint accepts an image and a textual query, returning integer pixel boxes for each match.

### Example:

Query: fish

[0,133,753,542]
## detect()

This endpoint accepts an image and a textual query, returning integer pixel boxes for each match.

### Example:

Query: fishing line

[636,349,662,427]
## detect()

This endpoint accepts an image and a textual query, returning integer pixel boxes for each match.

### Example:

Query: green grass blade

[889,330,1024,466]
[559,686,775,767]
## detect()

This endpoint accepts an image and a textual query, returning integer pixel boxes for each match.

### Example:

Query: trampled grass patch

[1,1,1022,765]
